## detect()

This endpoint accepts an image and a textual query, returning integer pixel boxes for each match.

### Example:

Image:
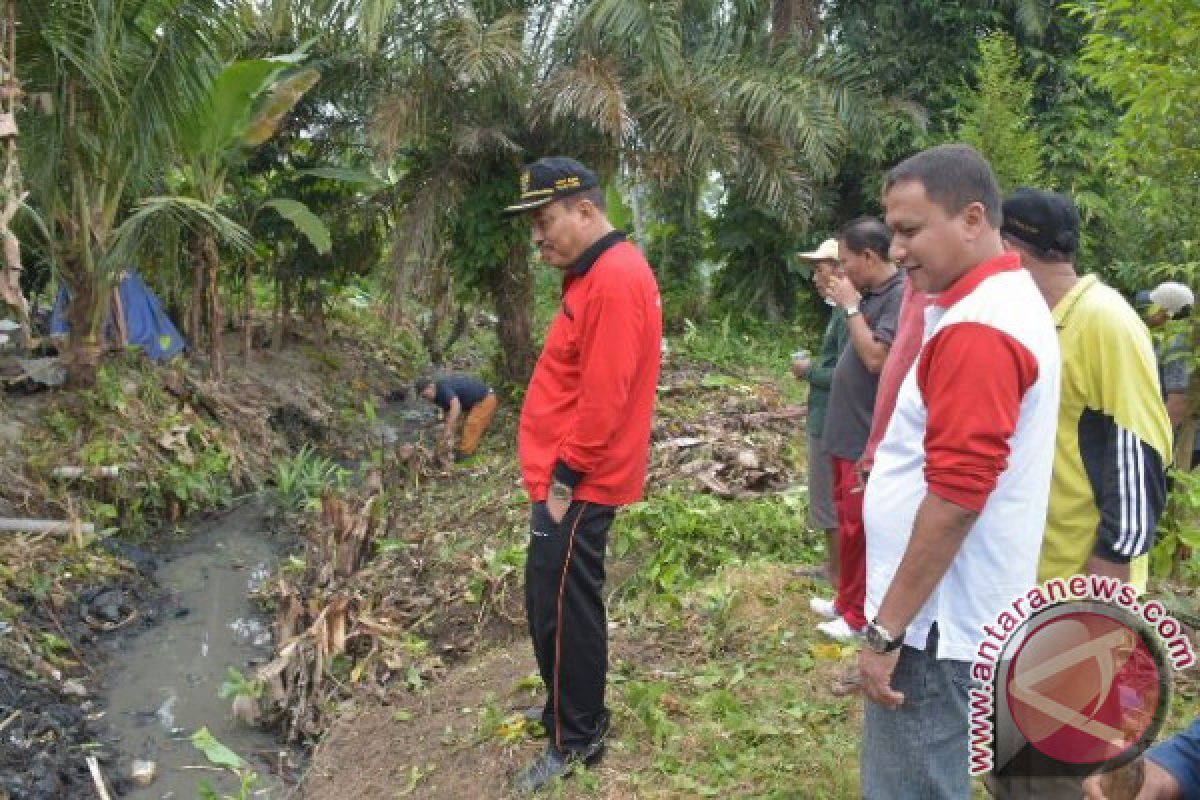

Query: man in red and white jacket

[502,157,662,793]
[857,145,1061,799]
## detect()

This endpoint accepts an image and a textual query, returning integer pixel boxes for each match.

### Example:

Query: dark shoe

[512,745,574,794]
[512,743,604,795]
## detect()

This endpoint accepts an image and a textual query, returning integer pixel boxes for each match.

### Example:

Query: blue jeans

[862,625,975,800]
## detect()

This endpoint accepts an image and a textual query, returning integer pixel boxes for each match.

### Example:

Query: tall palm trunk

[202,231,223,379]
[242,254,253,364]
[62,262,104,388]
[189,252,204,353]
[188,231,223,378]
[488,242,536,385]
[274,269,290,352]
[0,0,29,351]
[770,0,819,45]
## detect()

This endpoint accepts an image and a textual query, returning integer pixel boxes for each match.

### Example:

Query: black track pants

[525,500,616,754]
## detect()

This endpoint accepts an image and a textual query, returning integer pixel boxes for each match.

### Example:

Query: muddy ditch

[0,501,301,799]
[77,400,444,799]
[0,388,450,800]
[0,318,433,785]
[101,501,299,799]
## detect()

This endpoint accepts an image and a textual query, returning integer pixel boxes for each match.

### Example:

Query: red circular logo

[1006,609,1164,765]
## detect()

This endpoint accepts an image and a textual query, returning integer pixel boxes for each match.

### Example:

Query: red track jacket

[519,233,662,506]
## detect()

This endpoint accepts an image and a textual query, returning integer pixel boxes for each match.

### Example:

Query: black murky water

[100,502,291,798]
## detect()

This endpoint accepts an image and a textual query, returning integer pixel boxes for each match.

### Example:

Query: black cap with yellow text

[1001,187,1080,256]
[501,157,599,216]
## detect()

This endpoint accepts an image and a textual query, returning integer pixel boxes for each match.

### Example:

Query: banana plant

[175,54,324,378]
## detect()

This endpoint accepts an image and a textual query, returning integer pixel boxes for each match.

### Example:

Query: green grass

[612,486,821,605]
[22,358,238,537]
[602,562,863,798]
[675,315,803,372]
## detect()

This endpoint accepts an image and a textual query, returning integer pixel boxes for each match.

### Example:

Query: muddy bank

[0,664,97,798]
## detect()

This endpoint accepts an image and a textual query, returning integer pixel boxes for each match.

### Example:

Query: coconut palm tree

[16,0,241,386]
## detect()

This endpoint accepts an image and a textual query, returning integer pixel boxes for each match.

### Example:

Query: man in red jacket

[502,157,662,793]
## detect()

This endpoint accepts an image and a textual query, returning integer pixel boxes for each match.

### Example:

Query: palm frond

[735,72,841,175]
[452,125,522,157]
[125,0,235,179]
[387,162,465,303]
[574,0,685,81]
[19,0,232,196]
[262,198,333,254]
[436,9,527,88]
[727,130,815,219]
[107,195,253,277]
[535,55,631,142]
[633,71,731,184]
[371,86,424,159]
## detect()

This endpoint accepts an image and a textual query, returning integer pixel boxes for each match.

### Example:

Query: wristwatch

[865,619,904,654]
[549,480,573,504]
[845,305,861,318]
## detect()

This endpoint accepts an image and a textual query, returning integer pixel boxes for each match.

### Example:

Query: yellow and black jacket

[1039,275,1173,591]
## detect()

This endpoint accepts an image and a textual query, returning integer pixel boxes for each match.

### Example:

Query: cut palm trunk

[0,518,95,534]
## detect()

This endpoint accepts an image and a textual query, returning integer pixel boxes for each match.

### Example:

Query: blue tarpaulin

[50,269,186,362]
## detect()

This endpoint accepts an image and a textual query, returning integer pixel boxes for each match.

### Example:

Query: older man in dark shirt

[812,216,903,641]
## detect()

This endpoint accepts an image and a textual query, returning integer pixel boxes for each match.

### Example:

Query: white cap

[797,238,839,262]
[1148,282,1195,315]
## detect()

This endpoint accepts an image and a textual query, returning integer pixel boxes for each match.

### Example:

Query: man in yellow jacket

[1003,188,1171,592]
[990,188,1173,799]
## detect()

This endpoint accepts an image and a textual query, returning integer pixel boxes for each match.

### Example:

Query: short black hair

[839,216,893,261]
[560,187,607,212]
[414,376,435,394]
[885,144,1003,227]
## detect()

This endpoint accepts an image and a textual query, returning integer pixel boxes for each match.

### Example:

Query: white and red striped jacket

[864,252,1061,662]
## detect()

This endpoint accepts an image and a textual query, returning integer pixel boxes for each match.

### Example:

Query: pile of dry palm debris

[651,367,805,497]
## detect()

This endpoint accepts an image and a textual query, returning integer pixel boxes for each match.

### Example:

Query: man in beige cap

[793,238,849,589]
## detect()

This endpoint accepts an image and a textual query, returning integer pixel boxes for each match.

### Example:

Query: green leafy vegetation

[22,358,238,537]
[956,31,1045,191]
[613,488,819,603]
[270,443,349,513]
[192,727,261,800]
[219,667,265,701]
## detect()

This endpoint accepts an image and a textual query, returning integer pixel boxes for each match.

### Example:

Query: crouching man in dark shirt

[415,374,498,458]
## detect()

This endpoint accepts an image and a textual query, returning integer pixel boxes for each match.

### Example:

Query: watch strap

[868,619,904,653]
